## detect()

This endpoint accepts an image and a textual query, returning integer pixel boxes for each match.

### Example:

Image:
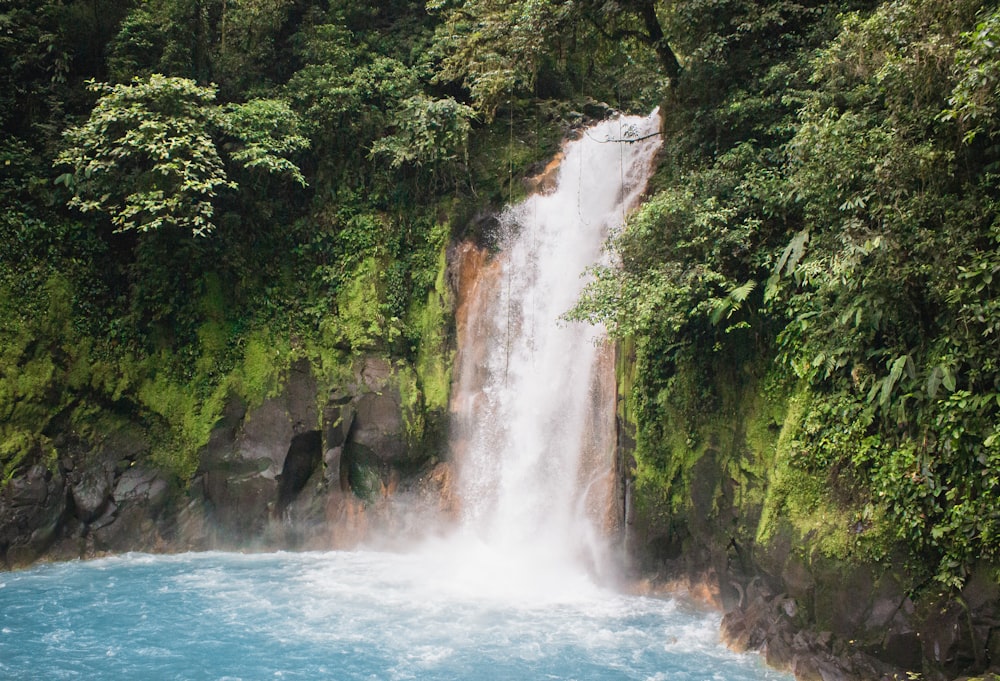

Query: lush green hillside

[0,0,561,486]
[570,0,1000,593]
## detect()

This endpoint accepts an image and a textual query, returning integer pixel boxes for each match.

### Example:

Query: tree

[943,5,1000,144]
[56,74,307,237]
[428,0,682,115]
[369,94,475,185]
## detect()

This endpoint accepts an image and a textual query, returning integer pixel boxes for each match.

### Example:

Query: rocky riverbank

[622,404,1000,681]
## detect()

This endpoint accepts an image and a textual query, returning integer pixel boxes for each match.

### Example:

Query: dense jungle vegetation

[2,0,999,590]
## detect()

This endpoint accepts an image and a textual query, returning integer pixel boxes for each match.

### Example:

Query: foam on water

[0,551,789,680]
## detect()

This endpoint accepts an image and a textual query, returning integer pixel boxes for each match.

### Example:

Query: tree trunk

[635,0,682,83]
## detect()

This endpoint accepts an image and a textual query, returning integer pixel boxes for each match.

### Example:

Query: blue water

[0,549,789,681]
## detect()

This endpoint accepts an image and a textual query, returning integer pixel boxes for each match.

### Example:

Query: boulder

[113,465,170,508]
[349,390,406,463]
[1,464,66,568]
[69,464,113,523]
[0,352,441,563]
[196,360,320,544]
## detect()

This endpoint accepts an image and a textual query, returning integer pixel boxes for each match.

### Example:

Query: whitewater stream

[0,112,790,681]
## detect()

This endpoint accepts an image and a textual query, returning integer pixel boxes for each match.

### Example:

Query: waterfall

[0,110,790,681]
[447,111,663,589]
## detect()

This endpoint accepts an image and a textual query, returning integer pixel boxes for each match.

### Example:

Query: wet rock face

[0,464,66,568]
[619,388,1000,681]
[719,548,1000,680]
[0,354,446,568]
[350,391,406,463]
[188,355,439,551]
[277,431,323,513]
[70,464,113,523]
[721,579,896,681]
[0,417,178,568]
[629,439,1000,681]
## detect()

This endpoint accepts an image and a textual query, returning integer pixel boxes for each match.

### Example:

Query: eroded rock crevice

[276,431,322,514]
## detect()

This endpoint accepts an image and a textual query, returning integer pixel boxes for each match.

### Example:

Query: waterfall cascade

[447,110,663,590]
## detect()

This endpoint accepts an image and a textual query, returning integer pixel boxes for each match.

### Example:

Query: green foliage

[13,0,998,598]
[56,75,306,236]
[220,98,309,187]
[589,0,1000,589]
[285,28,420,179]
[1,0,468,493]
[333,257,396,351]
[410,246,454,413]
[56,76,232,236]
[766,0,1000,585]
[944,5,1000,143]
[0,273,130,483]
[370,94,474,183]
[215,0,296,93]
[428,0,671,116]
[428,0,574,115]
[106,0,215,82]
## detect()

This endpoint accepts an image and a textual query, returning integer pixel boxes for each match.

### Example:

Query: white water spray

[447,111,662,593]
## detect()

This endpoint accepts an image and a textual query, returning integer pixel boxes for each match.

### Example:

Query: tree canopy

[570,0,1000,588]
[55,75,307,236]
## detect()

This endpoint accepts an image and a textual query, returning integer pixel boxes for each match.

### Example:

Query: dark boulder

[1,464,66,568]
[69,463,113,523]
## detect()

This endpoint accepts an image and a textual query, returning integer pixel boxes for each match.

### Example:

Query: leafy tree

[769,0,1000,586]
[943,5,1000,144]
[285,22,421,184]
[220,97,309,187]
[370,94,475,186]
[56,74,306,236]
[215,0,297,94]
[106,0,219,83]
[565,0,1000,589]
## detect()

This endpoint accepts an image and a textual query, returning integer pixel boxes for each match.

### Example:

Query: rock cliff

[0,356,454,569]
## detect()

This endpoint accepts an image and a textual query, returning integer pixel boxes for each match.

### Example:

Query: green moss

[462,103,564,220]
[137,367,226,481]
[395,362,424,445]
[616,337,638,429]
[1,430,42,485]
[232,329,289,408]
[623,338,879,566]
[629,355,715,512]
[346,445,383,503]
[0,274,86,482]
[411,246,453,413]
[133,321,295,481]
[335,257,390,351]
[753,386,861,561]
[304,337,353,426]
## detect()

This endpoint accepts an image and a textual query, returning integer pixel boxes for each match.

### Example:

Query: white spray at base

[440,110,663,603]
